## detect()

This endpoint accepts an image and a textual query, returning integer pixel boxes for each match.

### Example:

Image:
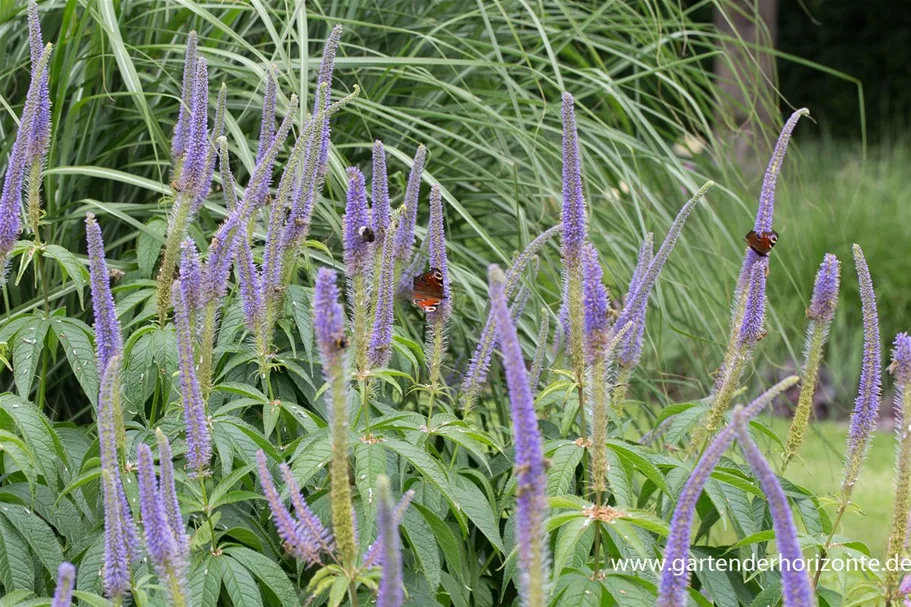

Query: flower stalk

[885,333,911,600]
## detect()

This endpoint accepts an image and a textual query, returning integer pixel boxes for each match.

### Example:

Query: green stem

[156,199,191,327]
[198,477,218,554]
[812,502,846,588]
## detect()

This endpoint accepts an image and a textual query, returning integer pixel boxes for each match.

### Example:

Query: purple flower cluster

[738,260,768,346]
[807,253,841,322]
[343,167,372,278]
[657,376,799,607]
[171,31,198,159]
[616,234,653,368]
[314,268,348,377]
[137,436,190,604]
[51,562,76,607]
[582,243,610,362]
[256,450,334,564]
[368,209,399,369]
[86,214,123,375]
[893,333,911,388]
[394,145,428,262]
[372,140,391,244]
[172,279,212,474]
[376,476,404,607]
[560,93,587,266]
[426,185,450,320]
[489,264,548,604]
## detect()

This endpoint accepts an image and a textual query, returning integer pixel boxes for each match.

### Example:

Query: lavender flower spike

[731,409,814,607]
[314,268,357,569]
[783,254,840,469]
[179,57,210,198]
[738,260,768,346]
[372,140,391,242]
[179,239,202,316]
[0,41,52,269]
[314,24,343,175]
[489,264,549,607]
[368,211,399,369]
[427,184,450,317]
[755,109,810,234]
[343,167,372,278]
[617,233,654,369]
[279,463,335,560]
[376,475,404,607]
[885,333,911,598]
[394,145,427,261]
[173,281,212,474]
[156,429,189,560]
[51,562,76,607]
[257,72,277,164]
[137,443,190,606]
[560,92,587,264]
[657,376,799,607]
[86,214,122,376]
[100,469,131,598]
[840,244,882,502]
[171,31,198,160]
[582,243,610,362]
[256,450,315,562]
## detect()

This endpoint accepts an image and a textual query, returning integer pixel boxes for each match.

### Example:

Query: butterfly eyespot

[432,270,443,281]
[425,306,438,312]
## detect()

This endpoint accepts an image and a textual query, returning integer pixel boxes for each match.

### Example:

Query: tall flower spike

[738,260,768,346]
[783,254,840,469]
[256,451,313,562]
[279,463,335,559]
[257,72,276,164]
[885,333,911,598]
[313,268,357,569]
[582,243,609,363]
[560,92,587,264]
[657,376,799,607]
[343,167,372,278]
[86,214,122,376]
[617,233,654,369]
[137,443,190,606]
[179,239,202,316]
[363,490,415,567]
[100,469,131,598]
[51,562,76,607]
[461,225,562,407]
[156,429,189,560]
[369,211,399,369]
[372,140,391,242]
[489,264,549,607]
[179,57,209,197]
[172,31,198,159]
[731,409,814,607]
[841,244,882,501]
[25,1,51,169]
[173,281,212,474]
[376,476,404,607]
[394,145,427,261]
[314,24,343,176]
[426,184,450,318]
[0,42,52,269]
[236,230,264,336]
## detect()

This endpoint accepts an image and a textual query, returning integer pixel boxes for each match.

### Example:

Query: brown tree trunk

[713,0,780,167]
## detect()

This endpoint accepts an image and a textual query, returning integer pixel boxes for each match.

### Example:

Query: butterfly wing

[412,268,446,312]
[745,230,777,256]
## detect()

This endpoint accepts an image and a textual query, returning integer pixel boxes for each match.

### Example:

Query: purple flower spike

[257,450,317,562]
[755,109,810,234]
[179,57,209,197]
[394,145,427,261]
[25,1,51,169]
[892,333,911,387]
[364,490,415,568]
[582,243,609,362]
[617,233,654,368]
[807,253,841,323]
[842,244,882,496]
[738,260,768,346]
[86,214,122,376]
[100,469,131,598]
[488,264,548,605]
[51,562,76,607]
[172,32,198,159]
[657,376,799,607]
[427,185,450,319]
[372,140,390,241]
[179,239,202,315]
[314,268,347,375]
[236,232,264,335]
[315,25,343,175]
[560,92,587,266]
[368,213,398,369]
[156,430,189,560]
[137,443,175,568]
[279,463,335,562]
[376,476,404,607]
[343,167,371,278]
[204,210,239,304]
[173,281,211,473]
[0,40,52,265]
[732,409,813,607]
[257,73,277,164]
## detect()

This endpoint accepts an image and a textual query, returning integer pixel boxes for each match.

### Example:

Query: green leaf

[0,513,33,591]
[452,475,504,553]
[12,316,49,399]
[382,438,454,505]
[0,430,38,493]
[605,440,669,494]
[43,244,89,307]
[71,591,115,607]
[412,503,465,584]
[209,464,255,508]
[223,547,299,605]
[51,317,99,407]
[551,516,589,580]
[354,442,387,547]
[136,217,167,277]
[547,442,583,496]
[219,555,265,607]
[189,555,222,607]
[0,503,65,579]
[0,394,69,487]
[289,432,332,487]
[403,506,442,591]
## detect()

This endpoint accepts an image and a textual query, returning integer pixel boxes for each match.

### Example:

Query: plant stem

[812,502,847,588]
